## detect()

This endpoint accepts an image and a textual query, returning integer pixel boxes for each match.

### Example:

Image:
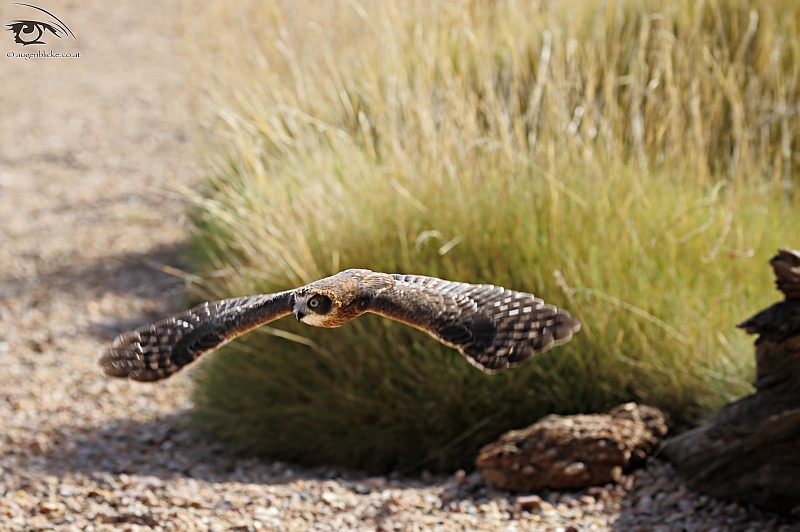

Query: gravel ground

[0,2,798,531]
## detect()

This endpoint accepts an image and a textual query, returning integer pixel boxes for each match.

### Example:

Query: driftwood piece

[476,403,668,491]
[662,249,800,515]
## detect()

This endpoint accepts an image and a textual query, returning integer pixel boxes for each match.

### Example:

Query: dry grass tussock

[179,0,800,471]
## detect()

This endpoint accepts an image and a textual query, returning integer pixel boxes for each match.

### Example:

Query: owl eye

[308,296,321,309]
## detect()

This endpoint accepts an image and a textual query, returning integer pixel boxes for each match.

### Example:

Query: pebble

[516,494,543,510]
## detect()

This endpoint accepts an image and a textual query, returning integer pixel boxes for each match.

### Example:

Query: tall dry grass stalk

[179,0,800,471]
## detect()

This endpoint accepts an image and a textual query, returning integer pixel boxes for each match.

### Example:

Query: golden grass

[180,0,800,471]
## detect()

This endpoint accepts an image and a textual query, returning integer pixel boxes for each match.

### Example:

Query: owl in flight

[99,269,580,382]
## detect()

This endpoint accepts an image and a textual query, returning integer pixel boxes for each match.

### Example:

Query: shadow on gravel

[37,411,307,486]
[3,241,193,341]
[1,240,188,299]
[43,242,188,299]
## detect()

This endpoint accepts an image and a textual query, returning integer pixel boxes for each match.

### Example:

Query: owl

[99,269,580,381]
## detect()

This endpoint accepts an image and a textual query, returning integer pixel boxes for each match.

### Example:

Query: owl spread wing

[98,291,294,382]
[369,274,580,373]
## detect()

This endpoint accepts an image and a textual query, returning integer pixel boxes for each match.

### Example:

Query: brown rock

[96,513,119,524]
[662,249,800,515]
[515,494,543,510]
[476,403,668,492]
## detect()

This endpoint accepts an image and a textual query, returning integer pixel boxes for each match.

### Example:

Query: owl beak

[295,310,305,322]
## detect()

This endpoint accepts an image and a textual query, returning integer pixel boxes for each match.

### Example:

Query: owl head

[292,269,374,327]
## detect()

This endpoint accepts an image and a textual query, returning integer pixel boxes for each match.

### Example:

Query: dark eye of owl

[305,294,332,314]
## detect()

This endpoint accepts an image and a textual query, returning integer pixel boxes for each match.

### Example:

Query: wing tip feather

[461,307,581,374]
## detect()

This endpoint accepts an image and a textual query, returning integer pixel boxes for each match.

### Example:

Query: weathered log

[476,403,668,491]
[661,249,800,515]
